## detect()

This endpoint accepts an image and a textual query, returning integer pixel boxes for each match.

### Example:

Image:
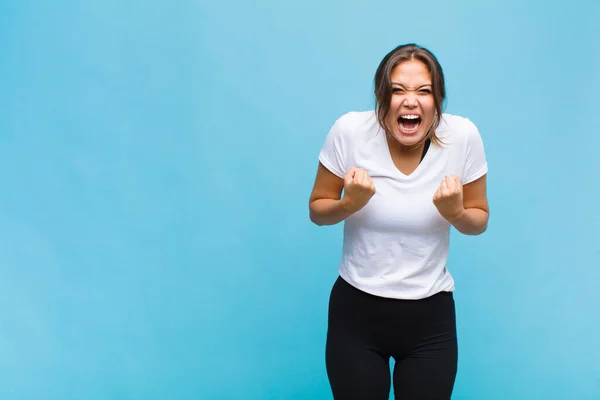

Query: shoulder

[436,113,483,147]
[319,110,378,177]
[437,113,479,139]
[329,110,379,138]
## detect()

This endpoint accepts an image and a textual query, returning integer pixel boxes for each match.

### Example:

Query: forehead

[390,59,432,84]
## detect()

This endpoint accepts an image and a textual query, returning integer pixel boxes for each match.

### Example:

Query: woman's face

[385,59,436,148]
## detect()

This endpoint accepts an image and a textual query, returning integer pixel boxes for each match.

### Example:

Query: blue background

[1,1,599,399]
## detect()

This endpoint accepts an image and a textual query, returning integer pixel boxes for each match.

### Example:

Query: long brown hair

[374,43,446,147]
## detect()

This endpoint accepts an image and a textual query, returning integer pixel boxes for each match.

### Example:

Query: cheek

[390,95,402,109]
[386,97,401,119]
[422,98,436,117]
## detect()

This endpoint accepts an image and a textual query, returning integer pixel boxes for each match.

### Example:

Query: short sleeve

[318,115,351,178]
[462,120,488,184]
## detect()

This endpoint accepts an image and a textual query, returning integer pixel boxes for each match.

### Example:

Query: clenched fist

[433,175,465,222]
[342,167,376,213]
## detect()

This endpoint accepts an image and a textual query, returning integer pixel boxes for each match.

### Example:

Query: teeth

[400,124,420,132]
[398,114,421,133]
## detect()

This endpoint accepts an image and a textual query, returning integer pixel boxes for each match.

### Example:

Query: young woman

[309,43,489,399]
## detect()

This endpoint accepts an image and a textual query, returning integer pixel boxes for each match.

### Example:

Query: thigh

[325,277,391,400]
[391,292,458,399]
[326,338,391,400]
[392,338,458,399]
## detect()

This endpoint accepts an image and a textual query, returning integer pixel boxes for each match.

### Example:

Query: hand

[342,167,376,213]
[433,175,465,222]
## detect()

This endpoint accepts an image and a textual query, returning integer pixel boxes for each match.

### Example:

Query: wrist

[445,208,466,224]
[340,196,360,215]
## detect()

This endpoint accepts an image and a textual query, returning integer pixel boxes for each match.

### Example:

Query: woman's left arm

[449,174,489,235]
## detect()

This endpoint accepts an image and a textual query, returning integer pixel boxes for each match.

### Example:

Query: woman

[308,43,489,399]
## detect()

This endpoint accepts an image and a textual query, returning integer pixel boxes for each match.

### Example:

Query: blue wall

[1,1,599,399]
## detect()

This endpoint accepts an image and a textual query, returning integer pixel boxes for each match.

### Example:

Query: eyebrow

[391,82,432,89]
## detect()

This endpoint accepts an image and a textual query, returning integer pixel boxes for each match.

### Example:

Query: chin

[390,129,427,148]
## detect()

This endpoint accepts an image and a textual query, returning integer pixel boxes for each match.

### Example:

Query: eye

[419,89,431,94]
[393,88,404,94]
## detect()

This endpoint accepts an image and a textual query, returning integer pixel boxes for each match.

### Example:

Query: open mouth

[397,114,422,134]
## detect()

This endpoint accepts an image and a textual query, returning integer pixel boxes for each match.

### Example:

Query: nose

[403,91,418,108]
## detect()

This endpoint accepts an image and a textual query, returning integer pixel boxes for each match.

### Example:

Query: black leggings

[325,276,458,400]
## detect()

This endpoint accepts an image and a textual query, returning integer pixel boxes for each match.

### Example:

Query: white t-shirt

[318,110,488,300]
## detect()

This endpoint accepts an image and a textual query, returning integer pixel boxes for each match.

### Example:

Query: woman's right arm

[308,163,375,226]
